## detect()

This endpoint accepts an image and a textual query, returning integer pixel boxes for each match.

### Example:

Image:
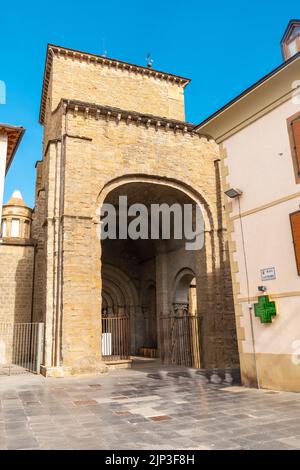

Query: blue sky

[0,0,299,207]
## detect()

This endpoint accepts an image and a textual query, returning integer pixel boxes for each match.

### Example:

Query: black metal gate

[0,322,44,375]
[160,315,201,368]
[101,316,130,361]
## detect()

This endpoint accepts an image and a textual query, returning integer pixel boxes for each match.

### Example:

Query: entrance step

[149,368,241,385]
[196,367,241,385]
[105,359,132,370]
[130,358,241,385]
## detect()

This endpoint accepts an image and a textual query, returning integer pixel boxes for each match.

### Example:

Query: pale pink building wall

[224,97,300,356]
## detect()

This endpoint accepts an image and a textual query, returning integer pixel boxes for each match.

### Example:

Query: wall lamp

[224,188,243,198]
[258,285,267,293]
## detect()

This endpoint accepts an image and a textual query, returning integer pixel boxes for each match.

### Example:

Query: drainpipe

[237,197,260,389]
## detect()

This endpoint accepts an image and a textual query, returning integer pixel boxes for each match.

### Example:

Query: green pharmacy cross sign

[254,295,277,324]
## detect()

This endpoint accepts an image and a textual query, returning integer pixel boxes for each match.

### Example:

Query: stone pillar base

[40,362,108,378]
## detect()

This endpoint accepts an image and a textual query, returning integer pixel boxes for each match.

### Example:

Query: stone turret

[1,190,32,239]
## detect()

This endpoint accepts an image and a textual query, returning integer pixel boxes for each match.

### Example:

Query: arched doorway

[101,180,206,364]
[160,268,201,367]
[172,268,197,316]
[101,264,138,360]
[96,175,239,369]
[98,178,205,364]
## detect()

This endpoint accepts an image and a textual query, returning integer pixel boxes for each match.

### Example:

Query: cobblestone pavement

[0,360,300,450]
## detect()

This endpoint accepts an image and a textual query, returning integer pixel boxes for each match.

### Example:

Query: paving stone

[0,368,300,449]
[7,438,39,450]
[278,436,300,448]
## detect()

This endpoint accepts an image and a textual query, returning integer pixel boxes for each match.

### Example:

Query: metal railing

[101,316,130,361]
[160,315,201,368]
[0,322,44,375]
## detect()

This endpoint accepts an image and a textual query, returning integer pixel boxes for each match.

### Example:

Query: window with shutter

[290,210,300,275]
[287,113,300,183]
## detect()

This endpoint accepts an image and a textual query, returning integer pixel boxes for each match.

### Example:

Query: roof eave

[194,51,300,132]
[0,124,25,174]
[6,127,25,175]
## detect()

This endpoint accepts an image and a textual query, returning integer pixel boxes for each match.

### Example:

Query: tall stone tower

[33,44,238,376]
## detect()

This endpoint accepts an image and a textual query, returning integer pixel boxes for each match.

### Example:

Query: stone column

[60,215,105,374]
[19,219,24,238]
[173,302,189,316]
[41,135,107,376]
[6,218,12,238]
[155,244,169,354]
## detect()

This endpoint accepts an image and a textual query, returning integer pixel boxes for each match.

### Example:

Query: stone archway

[101,264,139,354]
[97,175,215,363]
[102,264,139,314]
[96,174,214,231]
[172,268,197,316]
[160,267,201,367]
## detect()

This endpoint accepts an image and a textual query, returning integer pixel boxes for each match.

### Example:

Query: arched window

[11,219,20,237]
[173,269,197,316]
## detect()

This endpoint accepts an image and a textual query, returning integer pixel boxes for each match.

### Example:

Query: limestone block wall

[0,242,34,323]
[48,52,186,121]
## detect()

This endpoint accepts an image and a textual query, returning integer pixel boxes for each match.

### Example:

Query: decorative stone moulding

[57,98,208,139]
[173,302,189,316]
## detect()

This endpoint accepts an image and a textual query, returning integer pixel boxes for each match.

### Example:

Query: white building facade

[196,21,300,391]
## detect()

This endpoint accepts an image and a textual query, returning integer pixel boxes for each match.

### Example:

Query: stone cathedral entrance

[33,44,239,376]
[100,181,201,363]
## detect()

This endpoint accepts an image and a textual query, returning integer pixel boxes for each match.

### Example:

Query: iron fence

[160,315,201,368]
[0,322,44,375]
[101,316,130,361]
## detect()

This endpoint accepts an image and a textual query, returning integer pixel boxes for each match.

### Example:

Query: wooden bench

[139,347,157,358]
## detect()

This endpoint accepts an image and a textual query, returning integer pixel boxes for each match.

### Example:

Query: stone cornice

[0,238,35,247]
[39,44,191,125]
[58,99,209,138]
